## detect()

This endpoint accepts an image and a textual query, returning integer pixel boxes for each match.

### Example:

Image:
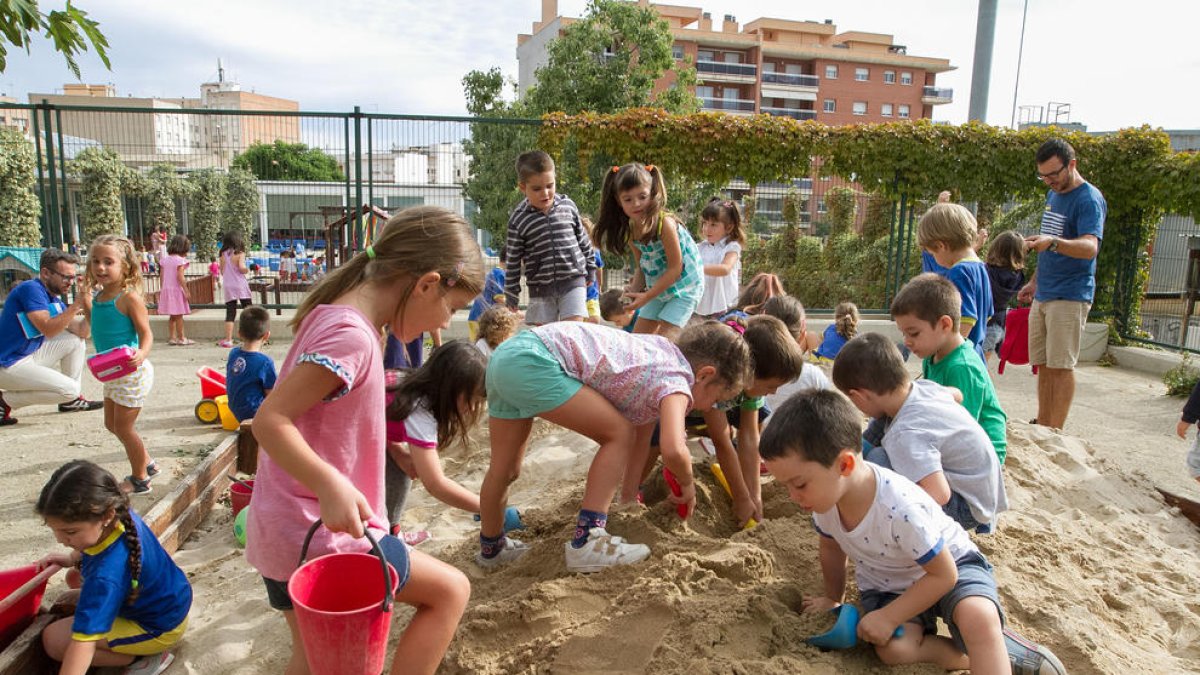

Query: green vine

[0,127,42,247]
[187,170,225,261]
[222,168,259,250]
[71,146,134,242]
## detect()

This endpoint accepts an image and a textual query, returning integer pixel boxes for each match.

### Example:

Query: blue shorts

[638,293,699,328]
[982,323,1004,354]
[860,551,1003,653]
[1188,434,1200,478]
[262,534,411,611]
[486,331,581,419]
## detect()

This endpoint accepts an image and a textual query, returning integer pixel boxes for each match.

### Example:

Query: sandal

[177,338,196,346]
[167,339,181,346]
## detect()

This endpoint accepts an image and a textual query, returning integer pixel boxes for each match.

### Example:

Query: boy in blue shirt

[760,389,1065,675]
[918,203,992,362]
[225,306,276,421]
[469,250,507,342]
[599,289,638,333]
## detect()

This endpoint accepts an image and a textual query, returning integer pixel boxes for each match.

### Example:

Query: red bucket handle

[297,519,394,614]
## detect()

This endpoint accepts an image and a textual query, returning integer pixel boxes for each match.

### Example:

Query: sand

[4,344,1200,674]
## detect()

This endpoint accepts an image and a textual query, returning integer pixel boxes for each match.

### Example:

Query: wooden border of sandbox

[0,433,240,675]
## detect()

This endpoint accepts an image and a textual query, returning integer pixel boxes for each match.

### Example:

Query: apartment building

[517,1,955,230]
[0,96,31,133]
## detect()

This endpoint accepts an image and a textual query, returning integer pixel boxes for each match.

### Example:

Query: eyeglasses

[48,270,77,282]
[1036,163,1069,181]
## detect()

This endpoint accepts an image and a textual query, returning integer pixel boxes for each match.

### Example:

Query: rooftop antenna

[217,59,225,83]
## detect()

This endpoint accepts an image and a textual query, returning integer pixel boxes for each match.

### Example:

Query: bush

[1164,355,1200,397]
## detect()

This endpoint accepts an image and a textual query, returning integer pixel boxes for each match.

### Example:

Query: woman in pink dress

[158,234,194,345]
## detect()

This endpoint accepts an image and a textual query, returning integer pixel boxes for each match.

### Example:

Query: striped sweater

[504,194,596,305]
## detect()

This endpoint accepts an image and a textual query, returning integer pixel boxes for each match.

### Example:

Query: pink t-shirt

[159,255,186,291]
[245,305,388,582]
[533,323,693,425]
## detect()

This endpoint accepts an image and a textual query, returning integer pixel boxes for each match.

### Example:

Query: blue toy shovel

[806,604,904,650]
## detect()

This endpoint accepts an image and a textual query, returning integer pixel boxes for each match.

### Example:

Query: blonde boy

[917,203,992,362]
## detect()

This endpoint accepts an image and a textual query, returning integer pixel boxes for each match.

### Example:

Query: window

[881,103,893,117]
[825,64,838,79]
[823,99,836,113]
[855,67,869,81]
[698,50,715,62]
[817,199,827,213]
[852,101,867,116]
[883,70,896,84]
[671,44,683,60]
[900,71,913,85]
[898,104,911,118]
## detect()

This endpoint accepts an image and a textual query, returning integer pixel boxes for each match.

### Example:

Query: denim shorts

[262,533,411,611]
[639,293,699,328]
[860,551,1003,653]
[486,330,581,419]
[1188,435,1200,478]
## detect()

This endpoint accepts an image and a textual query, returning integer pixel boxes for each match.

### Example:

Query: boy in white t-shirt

[831,333,1007,534]
[760,389,1065,675]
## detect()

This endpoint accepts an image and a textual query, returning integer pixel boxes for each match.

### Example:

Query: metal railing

[762,107,817,121]
[695,60,757,78]
[922,86,954,100]
[698,97,756,112]
[761,72,819,88]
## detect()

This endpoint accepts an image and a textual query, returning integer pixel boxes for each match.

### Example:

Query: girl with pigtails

[593,163,704,341]
[35,460,191,675]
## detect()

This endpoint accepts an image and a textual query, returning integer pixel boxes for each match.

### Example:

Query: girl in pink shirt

[477,321,751,573]
[248,206,484,675]
[157,234,194,345]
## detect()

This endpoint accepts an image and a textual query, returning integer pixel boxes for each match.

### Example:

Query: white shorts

[104,361,154,408]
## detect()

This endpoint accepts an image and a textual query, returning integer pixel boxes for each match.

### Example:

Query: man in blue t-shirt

[225,306,277,421]
[0,249,102,425]
[1018,138,1106,430]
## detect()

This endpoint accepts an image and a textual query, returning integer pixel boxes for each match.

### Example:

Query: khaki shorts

[1028,300,1089,369]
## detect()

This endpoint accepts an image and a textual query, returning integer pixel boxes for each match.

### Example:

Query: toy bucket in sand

[0,564,59,650]
[288,520,398,675]
[229,479,254,517]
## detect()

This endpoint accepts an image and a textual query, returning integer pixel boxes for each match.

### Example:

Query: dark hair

[735,273,786,314]
[477,306,519,349]
[762,295,805,339]
[36,460,143,603]
[738,314,805,382]
[293,206,484,330]
[516,150,555,183]
[167,234,190,256]
[759,389,865,467]
[699,198,747,246]
[386,341,487,450]
[833,301,860,339]
[891,272,960,328]
[1036,138,1075,166]
[831,332,909,395]
[593,162,668,255]
[40,248,78,271]
[599,288,628,320]
[220,231,245,256]
[986,230,1026,271]
[676,320,752,391]
[238,305,271,341]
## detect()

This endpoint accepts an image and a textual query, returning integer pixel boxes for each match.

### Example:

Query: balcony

[696,59,757,83]
[762,107,817,121]
[922,86,953,104]
[761,72,819,88]
[699,97,756,114]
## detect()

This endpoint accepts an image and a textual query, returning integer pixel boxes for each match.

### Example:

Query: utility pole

[968,0,998,123]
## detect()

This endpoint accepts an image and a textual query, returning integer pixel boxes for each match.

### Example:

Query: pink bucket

[288,521,398,675]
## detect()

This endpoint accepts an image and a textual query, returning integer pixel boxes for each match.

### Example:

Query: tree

[461,0,697,244]
[0,126,42,246]
[232,140,343,182]
[222,167,259,247]
[827,186,858,237]
[188,170,225,261]
[72,146,131,241]
[140,164,184,235]
[0,1,110,78]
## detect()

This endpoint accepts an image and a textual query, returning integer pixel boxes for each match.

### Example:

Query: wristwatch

[1048,237,1060,253]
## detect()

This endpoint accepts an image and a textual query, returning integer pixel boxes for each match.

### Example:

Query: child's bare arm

[703,409,756,526]
[703,251,739,277]
[735,407,765,520]
[916,470,953,506]
[410,444,480,513]
[1177,420,1192,439]
[859,547,957,645]
[658,393,696,514]
[803,535,847,612]
[121,292,153,365]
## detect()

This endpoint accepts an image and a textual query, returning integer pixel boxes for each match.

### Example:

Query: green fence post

[343,114,352,255]
[41,101,62,249]
[31,105,51,246]
[55,106,69,247]
[353,106,364,247]
[366,114,374,215]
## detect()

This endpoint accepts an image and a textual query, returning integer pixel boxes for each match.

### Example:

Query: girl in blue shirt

[36,460,191,675]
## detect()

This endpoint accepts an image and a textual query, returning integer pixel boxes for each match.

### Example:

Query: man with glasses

[1017,138,1106,430]
[0,249,102,426]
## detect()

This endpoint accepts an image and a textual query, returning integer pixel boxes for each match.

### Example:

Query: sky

[5,0,1199,132]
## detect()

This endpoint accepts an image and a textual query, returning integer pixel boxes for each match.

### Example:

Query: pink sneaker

[402,530,431,546]
[217,339,233,348]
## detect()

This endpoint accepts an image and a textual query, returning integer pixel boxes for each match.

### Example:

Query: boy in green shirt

[892,273,1008,463]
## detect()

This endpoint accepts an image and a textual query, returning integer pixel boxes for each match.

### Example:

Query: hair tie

[445,261,465,287]
[645,164,655,172]
[611,166,620,173]
[725,319,745,335]
[366,245,376,259]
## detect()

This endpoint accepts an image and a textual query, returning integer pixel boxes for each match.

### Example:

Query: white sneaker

[564,527,651,573]
[124,652,175,675]
[474,537,530,568]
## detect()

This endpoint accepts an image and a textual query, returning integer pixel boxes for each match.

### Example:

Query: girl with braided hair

[35,460,190,675]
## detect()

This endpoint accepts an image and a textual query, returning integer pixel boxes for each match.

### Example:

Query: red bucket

[229,479,254,516]
[288,521,397,675]
[0,565,52,650]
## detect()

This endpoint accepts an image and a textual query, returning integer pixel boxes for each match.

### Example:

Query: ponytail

[834,301,860,339]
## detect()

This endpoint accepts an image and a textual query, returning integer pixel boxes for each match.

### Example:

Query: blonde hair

[86,235,143,294]
[917,203,977,251]
[293,206,485,330]
[477,306,520,349]
[834,301,860,339]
